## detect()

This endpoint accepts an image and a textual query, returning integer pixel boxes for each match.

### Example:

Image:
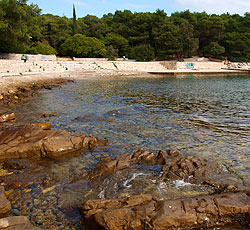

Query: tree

[26,41,56,55]
[60,34,106,57]
[72,4,77,35]
[106,45,118,60]
[39,14,72,51]
[132,44,155,61]
[0,0,41,53]
[203,42,225,58]
[103,33,128,56]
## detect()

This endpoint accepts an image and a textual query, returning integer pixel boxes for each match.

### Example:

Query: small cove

[8,74,250,229]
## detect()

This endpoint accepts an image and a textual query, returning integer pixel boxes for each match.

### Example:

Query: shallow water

[9,74,250,229]
[14,74,250,182]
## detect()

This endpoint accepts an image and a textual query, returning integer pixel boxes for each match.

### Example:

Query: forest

[0,0,250,61]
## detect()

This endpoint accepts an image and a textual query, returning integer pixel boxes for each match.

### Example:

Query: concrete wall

[177,62,225,70]
[159,61,225,70]
[0,53,56,61]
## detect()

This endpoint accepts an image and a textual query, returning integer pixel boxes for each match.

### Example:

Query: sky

[28,0,250,18]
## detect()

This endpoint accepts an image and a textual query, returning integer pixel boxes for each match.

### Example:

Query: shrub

[106,45,118,61]
[203,42,225,58]
[60,34,106,57]
[26,42,57,55]
[132,44,155,61]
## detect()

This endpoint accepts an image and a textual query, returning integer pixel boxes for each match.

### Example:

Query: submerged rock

[0,113,15,123]
[0,123,99,161]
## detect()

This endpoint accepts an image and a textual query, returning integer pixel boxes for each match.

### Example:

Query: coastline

[1,60,249,105]
[0,62,250,230]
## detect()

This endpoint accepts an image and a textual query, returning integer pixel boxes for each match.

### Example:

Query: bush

[106,45,118,61]
[131,44,155,61]
[203,42,225,58]
[26,42,57,55]
[60,34,106,57]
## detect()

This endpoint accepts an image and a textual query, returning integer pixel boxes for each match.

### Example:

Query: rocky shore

[0,112,103,229]
[80,149,250,230]
[0,110,250,229]
[0,63,250,229]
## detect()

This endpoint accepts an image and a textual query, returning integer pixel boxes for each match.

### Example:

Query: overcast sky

[28,0,250,18]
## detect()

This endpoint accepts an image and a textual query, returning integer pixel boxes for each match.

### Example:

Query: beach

[0,60,250,230]
[0,59,248,102]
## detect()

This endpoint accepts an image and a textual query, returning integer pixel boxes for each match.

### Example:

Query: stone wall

[160,61,177,70]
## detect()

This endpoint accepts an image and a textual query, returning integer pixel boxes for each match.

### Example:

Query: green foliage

[103,33,128,56]
[26,42,57,55]
[72,5,77,35]
[203,42,225,58]
[39,14,72,51]
[106,45,118,61]
[60,34,106,57]
[0,0,41,53]
[0,1,249,61]
[132,44,155,61]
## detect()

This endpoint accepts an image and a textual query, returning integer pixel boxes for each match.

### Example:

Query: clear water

[14,74,250,184]
[9,74,250,229]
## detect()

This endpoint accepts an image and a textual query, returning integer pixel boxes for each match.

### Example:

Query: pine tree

[73,4,78,35]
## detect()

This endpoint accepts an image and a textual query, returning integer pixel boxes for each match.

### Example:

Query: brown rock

[161,156,220,183]
[33,123,51,130]
[0,186,11,218]
[80,192,250,230]
[0,216,40,230]
[0,124,99,161]
[131,149,156,164]
[87,149,157,182]
[0,167,53,189]
[0,113,15,123]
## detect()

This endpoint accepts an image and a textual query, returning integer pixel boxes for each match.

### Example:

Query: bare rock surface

[0,123,99,161]
[80,193,250,230]
[0,113,15,123]
[80,149,250,229]
[87,149,246,192]
[0,186,11,218]
[0,216,40,230]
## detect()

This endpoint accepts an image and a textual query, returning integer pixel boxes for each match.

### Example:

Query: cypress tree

[73,4,77,35]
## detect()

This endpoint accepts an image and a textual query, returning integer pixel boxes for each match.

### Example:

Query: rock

[161,156,220,182]
[0,186,11,218]
[0,113,15,123]
[157,149,181,165]
[33,123,51,130]
[87,149,156,182]
[0,167,53,189]
[2,159,38,170]
[0,124,99,161]
[79,192,250,230]
[81,148,250,229]
[0,216,40,230]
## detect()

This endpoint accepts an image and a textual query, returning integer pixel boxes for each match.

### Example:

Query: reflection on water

[14,74,250,184]
[11,74,250,229]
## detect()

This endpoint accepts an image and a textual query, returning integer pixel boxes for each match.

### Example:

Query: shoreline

[1,65,250,229]
[1,60,249,105]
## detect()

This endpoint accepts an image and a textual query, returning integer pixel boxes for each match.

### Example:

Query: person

[21,54,27,63]
[123,56,126,61]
